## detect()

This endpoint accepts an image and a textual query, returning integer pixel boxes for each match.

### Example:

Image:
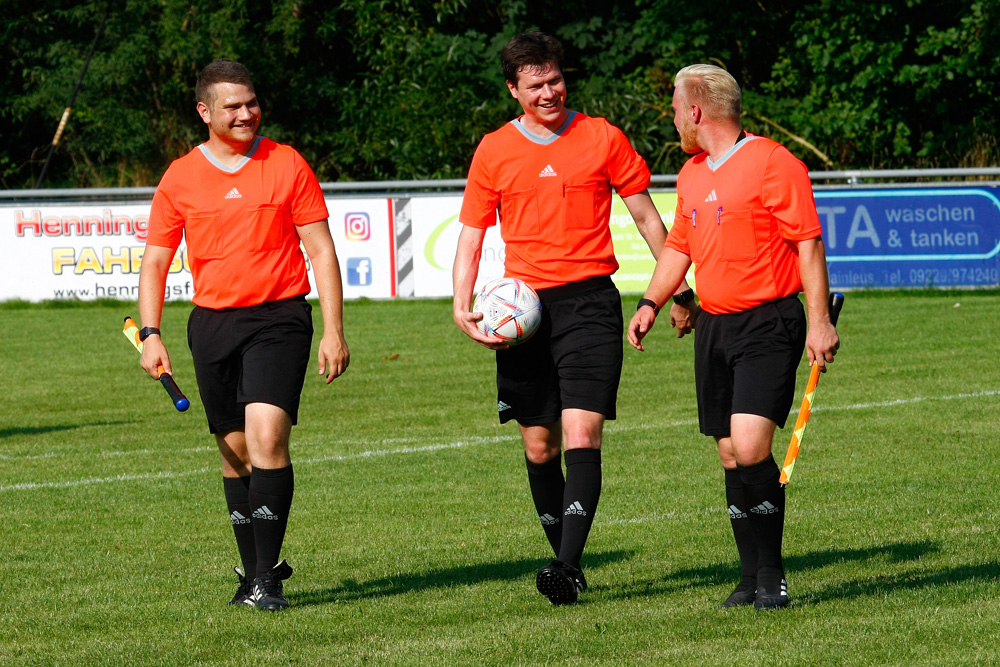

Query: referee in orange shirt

[453,31,694,605]
[628,64,840,610]
[138,59,349,611]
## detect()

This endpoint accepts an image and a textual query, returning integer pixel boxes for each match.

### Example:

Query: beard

[678,119,700,154]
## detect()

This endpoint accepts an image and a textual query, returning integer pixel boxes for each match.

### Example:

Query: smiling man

[453,31,693,605]
[628,64,839,611]
[138,58,349,612]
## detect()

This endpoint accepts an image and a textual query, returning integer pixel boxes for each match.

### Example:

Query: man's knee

[562,409,604,450]
[728,413,778,466]
[521,422,561,464]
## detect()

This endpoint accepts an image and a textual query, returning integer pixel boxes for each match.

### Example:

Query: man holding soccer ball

[628,64,839,610]
[453,31,693,605]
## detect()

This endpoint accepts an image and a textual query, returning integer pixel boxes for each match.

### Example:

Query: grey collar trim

[706,134,757,171]
[197,136,262,173]
[509,110,577,145]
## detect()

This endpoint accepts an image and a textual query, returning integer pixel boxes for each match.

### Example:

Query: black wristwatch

[672,288,696,305]
[139,327,161,342]
[636,298,660,315]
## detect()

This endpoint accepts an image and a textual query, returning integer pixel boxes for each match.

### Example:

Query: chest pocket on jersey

[185,211,223,259]
[719,208,757,261]
[682,212,702,263]
[564,183,600,230]
[499,189,541,240]
[248,203,289,253]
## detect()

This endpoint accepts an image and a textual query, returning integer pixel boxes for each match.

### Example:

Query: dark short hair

[501,31,564,85]
[195,58,255,105]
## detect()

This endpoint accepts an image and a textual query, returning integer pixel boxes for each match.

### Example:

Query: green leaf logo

[424,213,460,270]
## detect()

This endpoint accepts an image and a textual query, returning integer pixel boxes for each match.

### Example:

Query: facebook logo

[346,257,372,286]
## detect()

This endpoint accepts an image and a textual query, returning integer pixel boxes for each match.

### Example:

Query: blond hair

[674,64,741,122]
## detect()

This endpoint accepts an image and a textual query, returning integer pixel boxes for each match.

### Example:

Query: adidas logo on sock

[225,187,242,199]
[564,501,587,517]
[539,513,560,526]
[704,189,718,202]
[497,400,511,412]
[728,504,747,520]
[538,164,557,178]
[252,505,279,521]
[230,510,251,525]
[750,501,780,515]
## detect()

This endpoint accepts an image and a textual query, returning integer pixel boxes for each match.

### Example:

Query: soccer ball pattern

[472,278,542,345]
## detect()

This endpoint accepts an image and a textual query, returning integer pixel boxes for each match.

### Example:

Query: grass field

[1,290,999,666]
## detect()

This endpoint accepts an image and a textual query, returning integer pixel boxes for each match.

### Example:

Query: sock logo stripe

[252,505,280,520]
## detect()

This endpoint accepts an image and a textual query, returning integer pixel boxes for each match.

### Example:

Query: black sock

[223,475,256,578]
[249,465,294,577]
[557,449,602,569]
[738,455,785,586]
[724,467,757,591]
[526,453,565,557]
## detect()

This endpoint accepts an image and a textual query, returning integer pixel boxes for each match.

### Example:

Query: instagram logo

[345,212,371,241]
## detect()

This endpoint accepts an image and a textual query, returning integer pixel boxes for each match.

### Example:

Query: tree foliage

[2,0,997,189]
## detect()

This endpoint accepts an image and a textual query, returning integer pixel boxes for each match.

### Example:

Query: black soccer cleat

[228,566,255,607]
[536,560,587,605]
[754,577,790,611]
[718,582,757,609]
[250,560,294,612]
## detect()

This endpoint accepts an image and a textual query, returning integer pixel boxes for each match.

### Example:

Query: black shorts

[496,275,623,425]
[187,296,313,434]
[693,295,806,437]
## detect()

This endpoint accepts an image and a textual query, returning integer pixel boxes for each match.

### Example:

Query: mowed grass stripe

[1,291,998,667]
[1,388,993,490]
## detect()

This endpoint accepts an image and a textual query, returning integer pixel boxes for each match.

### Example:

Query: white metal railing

[3,167,1000,200]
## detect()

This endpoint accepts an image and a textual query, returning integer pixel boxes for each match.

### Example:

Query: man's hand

[318,331,350,383]
[139,335,171,379]
[806,321,839,372]
[627,307,658,351]
[669,302,697,338]
[454,304,510,350]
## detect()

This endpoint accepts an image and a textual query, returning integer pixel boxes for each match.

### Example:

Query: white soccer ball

[472,278,542,346]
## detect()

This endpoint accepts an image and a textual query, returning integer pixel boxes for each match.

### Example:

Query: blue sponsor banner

[817,188,1000,288]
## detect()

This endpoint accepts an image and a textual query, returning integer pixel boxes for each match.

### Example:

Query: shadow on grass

[292,549,634,607]
[0,421,135,439]
[608,539,941,601]
[802,560,1000,605]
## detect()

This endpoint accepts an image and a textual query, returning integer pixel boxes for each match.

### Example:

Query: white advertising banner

[405,192,678,298]
[408,195,505,298]
[1,204,189,302]
[0,191,673,303]
[0,198,400,303]
[323,197,395,300]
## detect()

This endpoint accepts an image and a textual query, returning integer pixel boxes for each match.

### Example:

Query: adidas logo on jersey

[252,505,279,521]
[704,189,718,202]
[750,500,780,515]
[497,400,512,412]
[539,513,560,526]
[230,510,251,525]
[564,501,587,517]
[225,188,242,199]
[538,164,557,178]
[728,504,747,520]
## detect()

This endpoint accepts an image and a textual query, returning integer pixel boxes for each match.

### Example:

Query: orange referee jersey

[460,111,651,289]
[666,135,822,314]
[147,137,329,309]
